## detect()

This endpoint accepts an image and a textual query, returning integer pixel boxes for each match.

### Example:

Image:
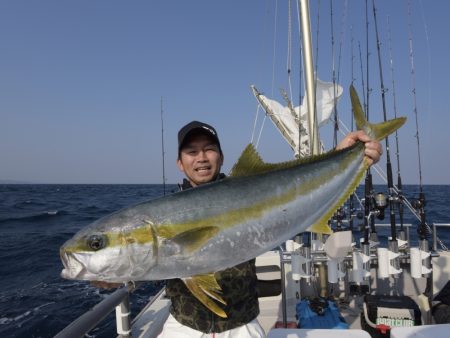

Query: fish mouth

[60,250,86,280]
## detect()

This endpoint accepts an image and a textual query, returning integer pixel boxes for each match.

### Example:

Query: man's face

[177,133,223,187]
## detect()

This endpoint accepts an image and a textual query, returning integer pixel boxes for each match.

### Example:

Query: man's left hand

[336,130,382,166]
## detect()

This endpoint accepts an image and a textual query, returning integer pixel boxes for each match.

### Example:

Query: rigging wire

[254,0,280,149]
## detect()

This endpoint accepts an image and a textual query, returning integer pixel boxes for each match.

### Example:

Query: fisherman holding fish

[157,119,383,337]
[60,88,396,337]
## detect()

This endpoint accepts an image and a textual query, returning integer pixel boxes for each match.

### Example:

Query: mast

[299,0,320,155]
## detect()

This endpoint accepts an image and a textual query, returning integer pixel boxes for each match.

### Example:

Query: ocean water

[0,184,449,338]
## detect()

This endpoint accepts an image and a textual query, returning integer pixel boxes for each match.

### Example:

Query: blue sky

[1,0,449,184]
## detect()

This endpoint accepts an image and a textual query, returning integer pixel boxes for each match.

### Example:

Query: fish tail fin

[350,85,406,140]
[183,274,227,318]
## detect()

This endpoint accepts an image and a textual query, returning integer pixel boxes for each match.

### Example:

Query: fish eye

[87,234,107,251]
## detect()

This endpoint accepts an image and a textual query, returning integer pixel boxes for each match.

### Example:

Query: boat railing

[54,282,136,338]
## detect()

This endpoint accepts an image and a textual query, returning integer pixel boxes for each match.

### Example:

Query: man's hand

[336,130,383,166]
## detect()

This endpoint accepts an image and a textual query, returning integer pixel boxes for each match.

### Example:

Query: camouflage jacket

[165,175,260,333]
[165,260,259,333]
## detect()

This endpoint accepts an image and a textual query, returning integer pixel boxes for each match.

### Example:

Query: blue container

[296,298,349,329]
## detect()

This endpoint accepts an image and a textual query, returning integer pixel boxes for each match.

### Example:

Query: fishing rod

[371,0,396,240]
[160,97,166,196]
[372,0,401,277]
[407,1,429,260]
[386,16,406,241]
[329,0,338,148]
[362,0,377,246]
[347,26,357,233]
[329,0,349,231]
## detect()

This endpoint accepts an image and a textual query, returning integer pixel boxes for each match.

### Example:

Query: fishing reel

[357,192,387,221]
[412,191,429,239]
[374,192,387,220]
[411,194,426,210]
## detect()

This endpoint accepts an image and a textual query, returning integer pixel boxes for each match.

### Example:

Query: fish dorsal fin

[170,226,220,253]
[230,143,306,177]
[183,274,227,318]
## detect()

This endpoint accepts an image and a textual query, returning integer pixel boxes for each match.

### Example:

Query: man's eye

[205,146,218,152]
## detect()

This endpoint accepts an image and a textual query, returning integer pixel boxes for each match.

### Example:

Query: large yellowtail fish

[60,86,405,317]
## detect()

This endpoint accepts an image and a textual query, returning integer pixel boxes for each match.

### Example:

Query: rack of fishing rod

[278,188,447,292]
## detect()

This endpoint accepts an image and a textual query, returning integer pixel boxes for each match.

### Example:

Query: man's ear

[177,158,185,173]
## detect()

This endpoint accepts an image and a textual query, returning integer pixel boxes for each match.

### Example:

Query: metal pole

[55,285,133,338]
[299,0,320,155]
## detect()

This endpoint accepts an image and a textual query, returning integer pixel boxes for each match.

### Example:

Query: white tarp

[253,78,343,157]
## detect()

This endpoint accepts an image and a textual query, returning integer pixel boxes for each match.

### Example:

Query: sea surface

[0,184,449,338]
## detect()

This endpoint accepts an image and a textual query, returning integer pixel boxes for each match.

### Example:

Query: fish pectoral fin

[170,226,220,253]
[183,274,227,318]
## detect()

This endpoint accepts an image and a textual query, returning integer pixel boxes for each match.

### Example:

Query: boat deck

[129,250,450,337]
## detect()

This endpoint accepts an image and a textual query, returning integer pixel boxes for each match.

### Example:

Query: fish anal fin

[171,226,220,253]
[307,221,333,235]
[183,274,227,318]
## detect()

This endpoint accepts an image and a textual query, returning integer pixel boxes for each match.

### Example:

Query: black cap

[178,121,222,154]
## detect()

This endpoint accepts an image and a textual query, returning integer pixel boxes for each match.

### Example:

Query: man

[158,121,382,337]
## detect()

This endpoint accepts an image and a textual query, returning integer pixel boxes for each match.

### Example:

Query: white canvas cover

[253,78,343,157]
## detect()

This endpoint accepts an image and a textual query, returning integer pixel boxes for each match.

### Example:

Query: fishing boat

[55,1,450,337]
